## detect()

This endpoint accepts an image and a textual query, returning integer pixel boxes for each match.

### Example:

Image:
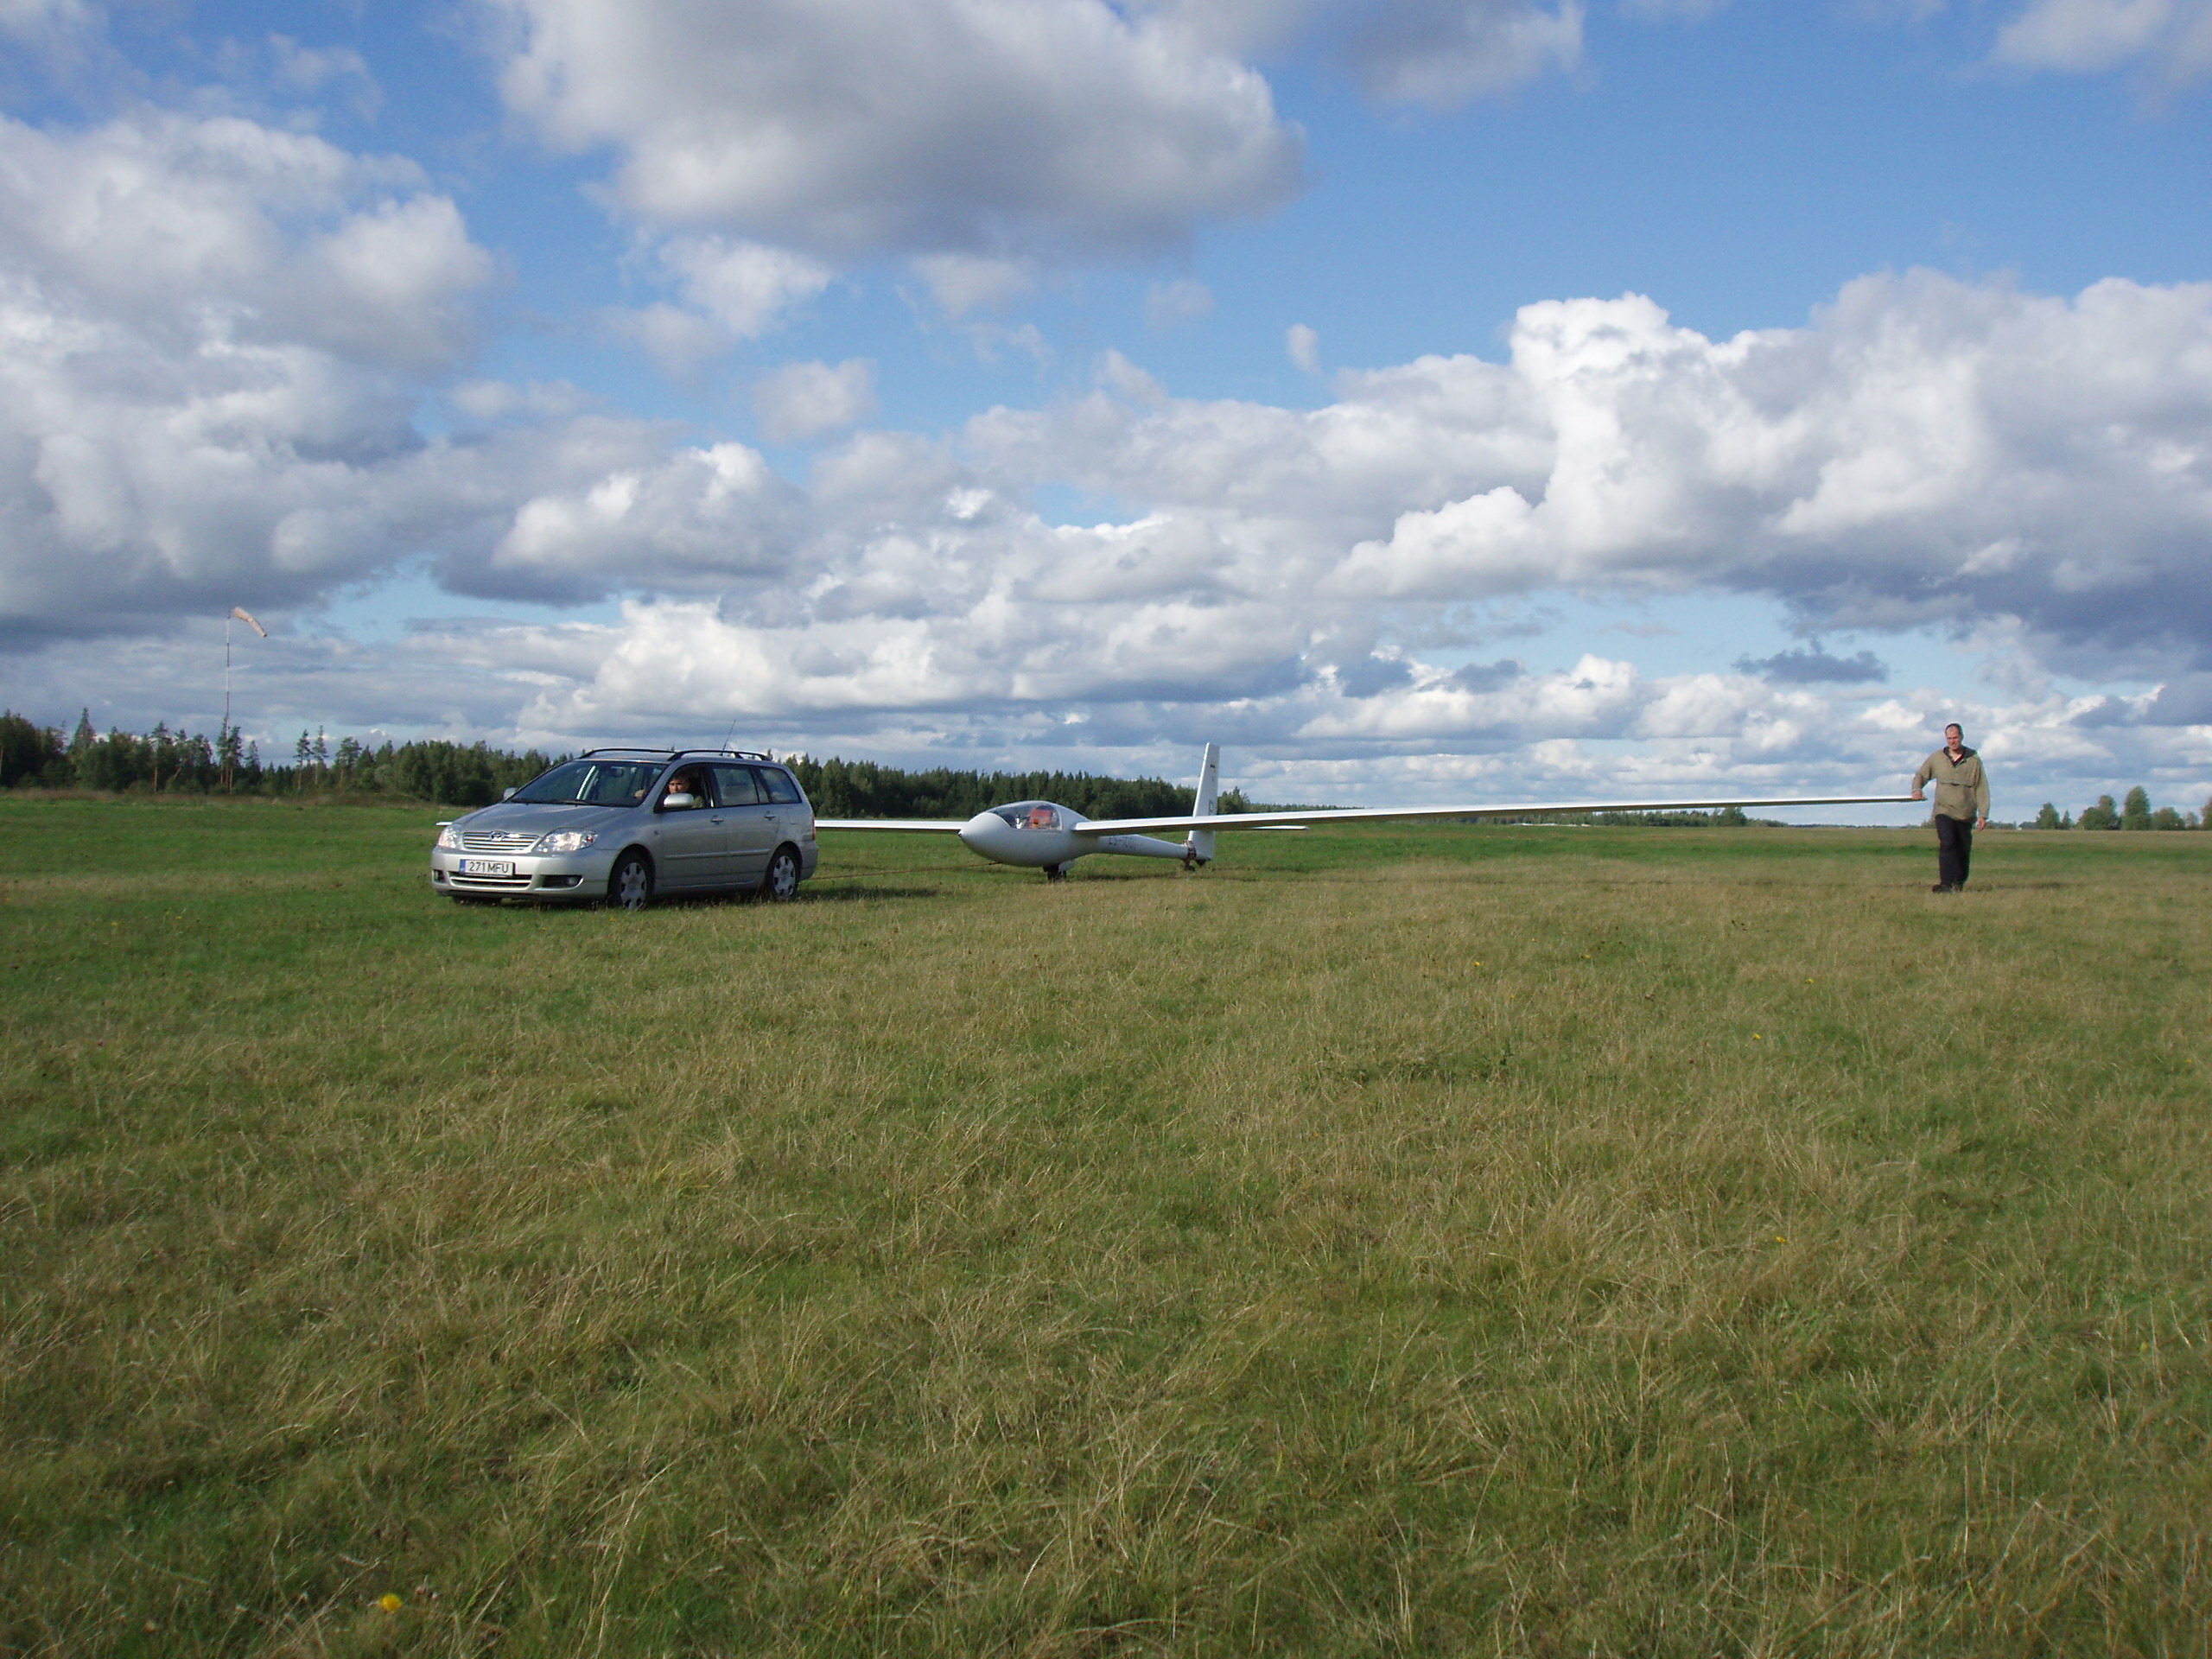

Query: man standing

[1911,722,1991,893]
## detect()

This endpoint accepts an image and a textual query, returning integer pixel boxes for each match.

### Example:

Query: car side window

[759,767,803,805]
[663,768,715,808]
[711,764,761,805]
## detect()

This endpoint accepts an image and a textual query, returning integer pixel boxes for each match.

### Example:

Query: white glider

[817,744,1916,880]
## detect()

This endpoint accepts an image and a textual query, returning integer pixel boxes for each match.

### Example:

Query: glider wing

[1073,794,1916,836]
[814,819,969,833]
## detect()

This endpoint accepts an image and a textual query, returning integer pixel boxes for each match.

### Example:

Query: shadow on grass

[791,881,949,904]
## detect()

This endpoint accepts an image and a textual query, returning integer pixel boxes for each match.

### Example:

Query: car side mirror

[502,787,516,799]
[658,791,696,810]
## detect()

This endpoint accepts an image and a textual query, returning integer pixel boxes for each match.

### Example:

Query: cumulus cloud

[1340,0,1584,107]
[0,108,666,635]
[486,442,803,599]
[1993,0,2212,85]
[486,0,1601,339]
[459,268,2212,780]
[488,0,1305,261]
[0,0,96,55]
[1134,0,1589,105]
[911,253,1036,317]
[1305,275,2212,667]
[1286,321,1321,371]
[1734,643,1890,683]
[753,359,879,444]
[1146,277,1214,329]
[607,237,836,372]
[657,236,834,336]
[6,117,2210,806]
[268,34,383,117]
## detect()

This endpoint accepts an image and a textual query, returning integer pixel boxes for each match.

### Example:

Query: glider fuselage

[956,802,1192,869]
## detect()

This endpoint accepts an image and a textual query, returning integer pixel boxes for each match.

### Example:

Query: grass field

[3,796,2209,1656]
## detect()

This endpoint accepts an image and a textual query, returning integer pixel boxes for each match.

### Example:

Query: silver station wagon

[430,748,819,909]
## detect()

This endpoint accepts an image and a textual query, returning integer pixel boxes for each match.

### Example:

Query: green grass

[3,796,2209,1656]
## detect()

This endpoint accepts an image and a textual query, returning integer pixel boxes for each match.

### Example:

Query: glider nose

[957,810,1002,856]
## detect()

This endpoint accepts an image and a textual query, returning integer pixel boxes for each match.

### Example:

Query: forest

[2,709,2203,825]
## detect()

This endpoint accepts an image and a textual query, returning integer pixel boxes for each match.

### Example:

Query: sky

[2,0,2209,817]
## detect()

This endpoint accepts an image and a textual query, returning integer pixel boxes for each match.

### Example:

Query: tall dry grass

[2,801,2208,1655]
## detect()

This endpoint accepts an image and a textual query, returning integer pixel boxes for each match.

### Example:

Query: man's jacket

[1914,747,1990,823]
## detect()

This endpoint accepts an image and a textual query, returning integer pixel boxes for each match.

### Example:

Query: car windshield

[509,760,665,806]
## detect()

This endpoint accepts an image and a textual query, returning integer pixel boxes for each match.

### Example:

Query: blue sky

[2,0,2209,817]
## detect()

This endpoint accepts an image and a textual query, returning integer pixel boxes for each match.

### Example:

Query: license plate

[458,858,515,877]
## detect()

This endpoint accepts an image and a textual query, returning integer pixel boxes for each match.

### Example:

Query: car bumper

[429,848,613,902]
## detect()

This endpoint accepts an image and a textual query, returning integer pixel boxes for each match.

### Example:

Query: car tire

[609,850,654,911]
[760,846,801,902]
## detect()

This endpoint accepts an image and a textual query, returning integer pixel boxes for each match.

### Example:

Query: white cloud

[1135,0,1590,105]
[1618,0,1731,16]
[1341,0,1584,108]
[268,34,383,117]
[604,302,730,378]
[1287,321,1320,371]
[488,442,802,593]
[658,236,834,337]
[6,117,2211,808]
[604,237,835,372]
[1993,0,2212,84]
[753,359,879,444]
[0,111,484,373]
[488,0,1305,261]
[460,267,2212,779]
[0,109,585,633]
[0,0,94,51]
[910,253,1036,317]
[1146,276,1214,329]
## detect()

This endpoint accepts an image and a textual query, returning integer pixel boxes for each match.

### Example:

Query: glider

[817,745,1916,880]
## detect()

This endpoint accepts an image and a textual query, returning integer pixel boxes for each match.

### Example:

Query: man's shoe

[1930,883,1952,893]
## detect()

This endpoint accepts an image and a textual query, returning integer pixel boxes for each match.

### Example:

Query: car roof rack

[580,746,775,762]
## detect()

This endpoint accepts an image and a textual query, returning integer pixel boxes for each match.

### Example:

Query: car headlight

[532,830,598,855]
[435,824,461,849]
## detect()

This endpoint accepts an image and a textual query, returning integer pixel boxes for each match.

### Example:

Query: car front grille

[460,830,539,853]
[450,872,535,891]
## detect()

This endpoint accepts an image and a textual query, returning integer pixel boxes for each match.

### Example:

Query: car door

[754,766,807,869]
[713,764,775,887]
[655,768,728,888]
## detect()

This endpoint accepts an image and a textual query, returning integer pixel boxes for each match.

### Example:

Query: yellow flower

[378,1593,403,1613]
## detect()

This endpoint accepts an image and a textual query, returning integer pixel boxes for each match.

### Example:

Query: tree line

[0,713,1236,817]
[10,709,2205,829]
[0,710,558,807]
[2031,788,2207,830]
[779,754,1254,819]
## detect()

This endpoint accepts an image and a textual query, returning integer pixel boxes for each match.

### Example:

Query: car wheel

[760,846,801,902]
[609,851,653,911]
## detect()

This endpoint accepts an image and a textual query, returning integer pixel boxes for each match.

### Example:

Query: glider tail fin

[1184,742,1220,866]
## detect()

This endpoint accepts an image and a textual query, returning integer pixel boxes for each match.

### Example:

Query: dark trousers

[1935,815,1973,890]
